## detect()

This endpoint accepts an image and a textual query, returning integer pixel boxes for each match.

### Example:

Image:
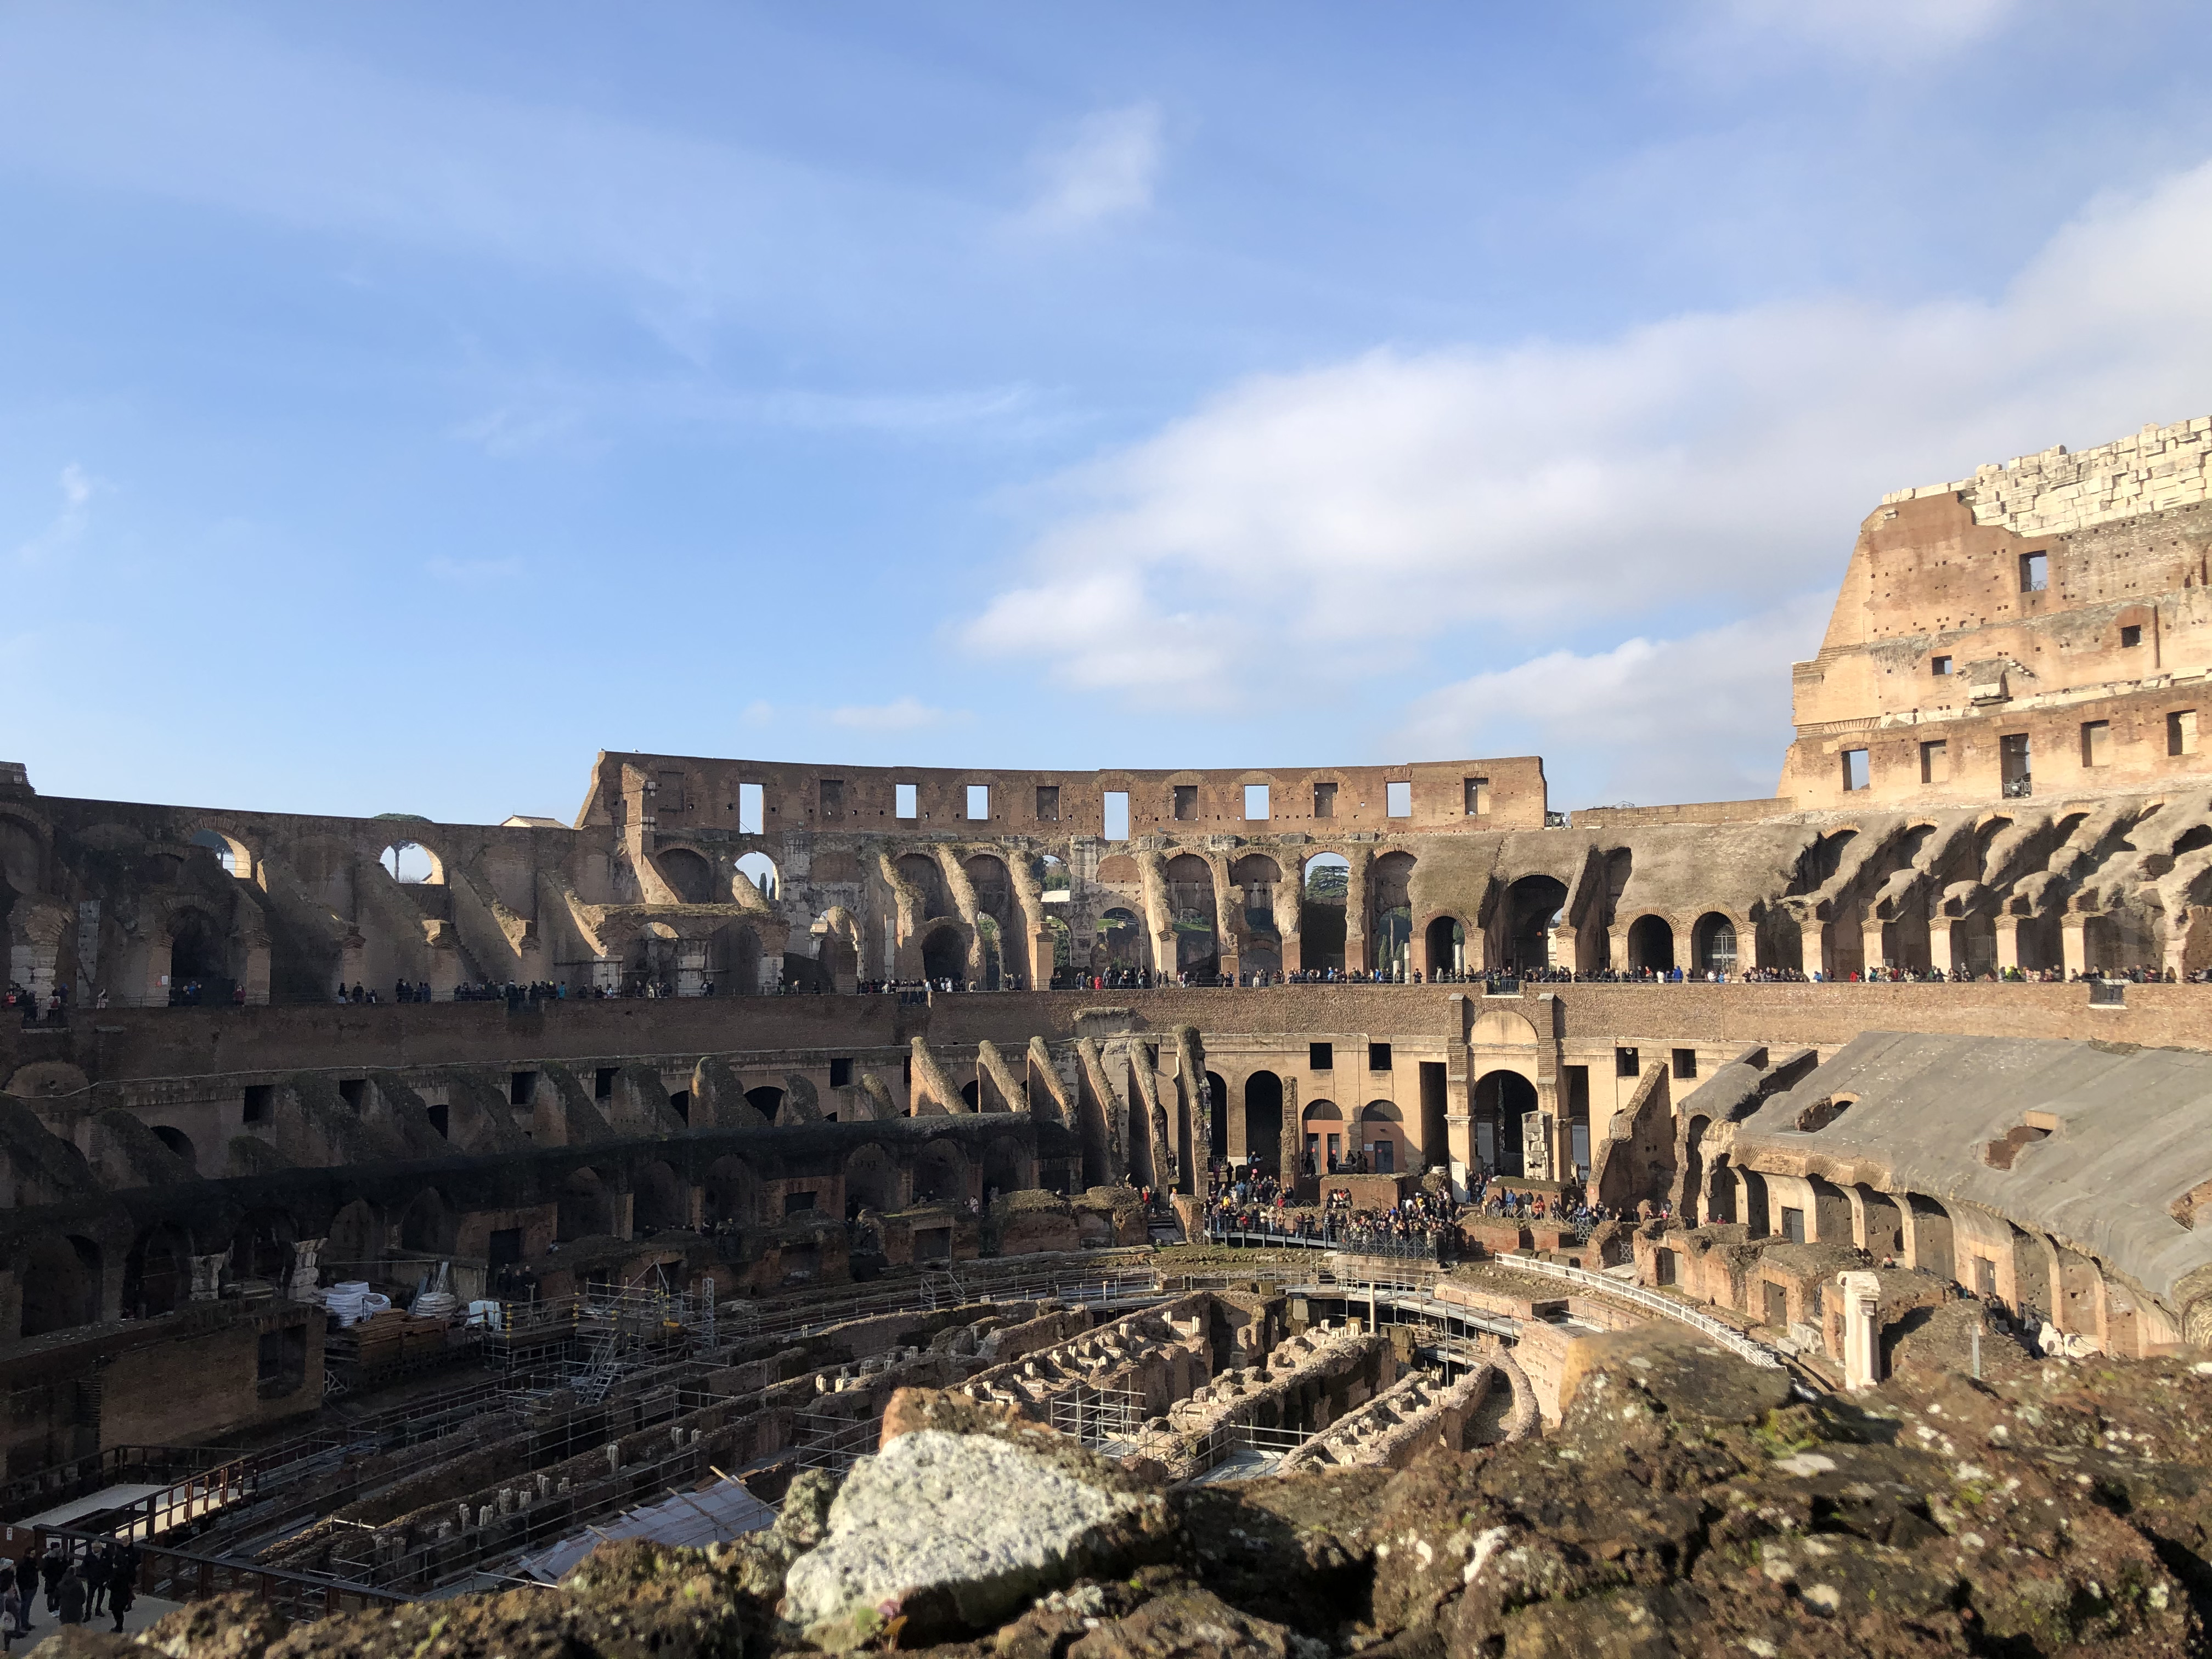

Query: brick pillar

[1860,921,1886,975]
[1927,921,1954,976]
[1994,916,2021,972]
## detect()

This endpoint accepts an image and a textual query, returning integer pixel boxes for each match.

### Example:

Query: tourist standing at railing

[104,1548,134,1635]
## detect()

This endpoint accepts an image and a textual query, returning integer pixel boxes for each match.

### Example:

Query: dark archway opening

[1472,1071,1539,1177]
[1425,915,1466,978]
[921,926,967,984]
[1691,913,1737,975]
[20,1235,101,1338]
[1243,1071,1283,1177]
[168,912,235,1007]
[1628,915,1676,972]
[123,1226,190,1320]
[1506,877,1567,973]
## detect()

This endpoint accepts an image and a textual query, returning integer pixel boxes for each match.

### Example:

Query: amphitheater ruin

[4,413,2212,1647]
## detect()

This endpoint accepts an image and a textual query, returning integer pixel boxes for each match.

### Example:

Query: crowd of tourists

[3,984,66,1025]
[0,1537,139,1641]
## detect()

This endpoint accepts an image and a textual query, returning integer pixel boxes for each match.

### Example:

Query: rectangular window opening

[242,1084,273,1124]
[894,782,918,820]
[1464,776,1490,816]
[2170,709,2199,757]
[2120,624,2143,648]
[337,1078,365,1110]
[783,1192,819,1217]
[1312,782,1336,819]
[1931,655,1952,676]
[1615,1046,1640,1078]
[2000,732,2032,797]
[966,784,991,821]
[594,1066,616,1101]
[1841,748,1870,792]
[1385,780,1412,817]
[1243,783,1269,820]
[488,1227,522,1269]
[1920,740,1949,785]
[426,1102,449,1138]
[1309,1041,1333,1071]
[2082,720,2111,768]
[830,1058,854,1088]
[2019,551,2048,592]
[509,1070,537,1106]
[1172,783,1198,821]
[737,781,765,834]
[1034,785,1059,823]
[1367,1042,1391,1072]
[1103,791,1130,841]
[1672,1048,1697,1080]
[819,779,843,821]
[1780,1207,1807,1245]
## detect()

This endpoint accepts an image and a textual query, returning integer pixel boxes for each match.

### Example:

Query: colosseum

[8,413,2212,1655]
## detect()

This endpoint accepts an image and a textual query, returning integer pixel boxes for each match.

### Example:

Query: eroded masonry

[7,415,2212,1650]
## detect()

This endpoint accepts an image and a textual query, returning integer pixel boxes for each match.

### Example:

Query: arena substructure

[7,416,2212,1641]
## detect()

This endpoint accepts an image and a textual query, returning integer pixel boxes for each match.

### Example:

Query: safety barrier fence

[35,1524,411,1627]
[1480,1255,1782,1368]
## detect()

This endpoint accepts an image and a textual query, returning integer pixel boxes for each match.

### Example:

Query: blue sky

[6,1,2212,822]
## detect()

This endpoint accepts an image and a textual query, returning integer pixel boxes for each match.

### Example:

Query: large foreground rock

[782,1425,1172,1648]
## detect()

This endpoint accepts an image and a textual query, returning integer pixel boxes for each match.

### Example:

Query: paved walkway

[12,1594,184,1653]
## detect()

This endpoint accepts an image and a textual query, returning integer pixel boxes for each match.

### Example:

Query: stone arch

[658,847,717,905]
[983,1136,1027,1198]
[1164,853,1218,978]
[1690,912,1739,975]
[326,1197,381,1279]
[844,1144,898,1216]
[633,1159,687,1235]
[914,1139,968,1205]
[1243,1070,1284,1177]
[1906,1193,1956,1282]
[918,919,969,983]
[189,828,253,878]
[1205,1070,1228,1164]
[19,1234,102,1336]
[379,840,443,885]
[706,1156,762,1227]
[399,1188,457,1254]
[229,1207,296,1283]
[1300,853,1350,972]
[1504,876,1567,972]
[1099,907,1144,971]
[745,1085,787,1119]
[1472,1070,1538,1177]
[148,1124,197,1173]
[896,854,953,921]
[1627,913,1676,972]
[557,1167,614,1242]
[1470,1008,1539,1047]
[1359,1100,1407,1173]
[1301,1097,1343,1172]
[1857,1185,1905,1259]
[1370,851,1417,975]
[1423,913,1468,978]
[123,1223,191,1319]
[735,851,780,900]
[166,906,235,1005]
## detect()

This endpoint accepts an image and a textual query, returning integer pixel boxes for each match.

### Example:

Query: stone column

[1994,916,2021,973]
[1278,1075,1302,1194]
[2062,919,2088,979]
[1838,1270,1882,1390]
[1797,921,1826,978]
[1860,921,1886,975]
[1927,921,1954,977]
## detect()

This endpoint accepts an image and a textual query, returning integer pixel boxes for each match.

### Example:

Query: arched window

[736,851,780,899]
[379,842,439,884]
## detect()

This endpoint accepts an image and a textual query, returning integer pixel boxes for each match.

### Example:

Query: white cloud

[12,464,97,565]
[963,156,2212,740]
[426,555,524,583]
[1020,104,1164,233]
[1395,595,1833,808]
[825,697,960,732]
[1708,0,2018,64]
[740,701,775,729]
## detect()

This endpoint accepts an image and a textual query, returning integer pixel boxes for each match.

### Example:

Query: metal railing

[1483,1255,1781,1369]
[36,1525,410,1628]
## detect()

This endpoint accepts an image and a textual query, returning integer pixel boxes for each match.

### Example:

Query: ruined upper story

[572,753,1549,841]
[1783,415,2212,810]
